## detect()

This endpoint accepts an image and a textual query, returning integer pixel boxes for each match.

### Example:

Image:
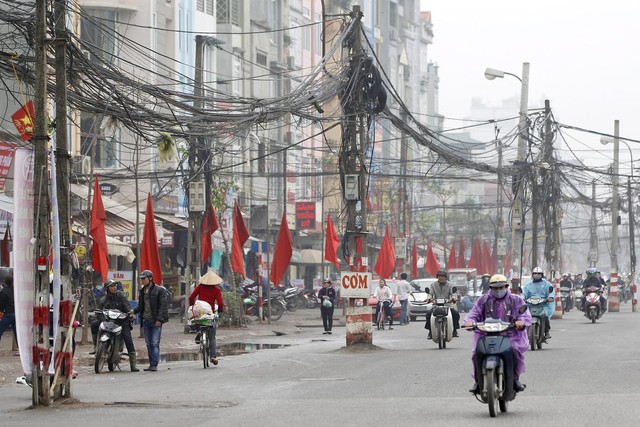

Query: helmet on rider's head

[562,272,569,277]
[532,267,544,275]
[104,279,118,288]
[436,270,448,278]
[139,270,153,280]
[481,273,491,279]
[586,267,597,276]
[489,274,508,287]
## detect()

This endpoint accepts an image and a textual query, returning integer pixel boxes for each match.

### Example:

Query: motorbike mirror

[549,286,554,293]
[518,304,528,314]
[451,286,458,293]
[424,288,430,294]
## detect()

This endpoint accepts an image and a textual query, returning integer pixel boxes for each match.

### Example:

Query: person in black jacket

[98,280,139,372]
[0,276,15,346]
[132,270,168,372]
[318,278,336,334]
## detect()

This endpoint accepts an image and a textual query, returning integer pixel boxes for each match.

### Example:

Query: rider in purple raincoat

[463,274,532,393]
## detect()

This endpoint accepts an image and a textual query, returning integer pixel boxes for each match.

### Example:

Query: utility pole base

[345,306,372,346]
[608,297,620,312]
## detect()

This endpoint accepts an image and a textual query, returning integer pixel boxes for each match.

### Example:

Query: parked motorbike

[94,308,127,373]
[278,284,305,312]
[584,286,603,323]
[525,296,548,351]
[559,286,573,313]
[241,286,286,321]
[303,289,320,309]
[574,287,584,311]
[469,305,528,418]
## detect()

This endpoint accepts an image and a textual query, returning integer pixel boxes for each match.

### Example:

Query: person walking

[0,276,15,347]
[132,270,168,372]
[318,278,336,334]
[396,273,412,325]
[188,271,224,365]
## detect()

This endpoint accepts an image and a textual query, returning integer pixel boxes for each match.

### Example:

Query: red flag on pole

[1,225,11,267]
[504,251,512,276]
[231,201,250,276]
[457,237,466,268]
[446,242,457,270]
[90,176,109,282]
[374,225,396,279]
[411,240,418,278]
[270,213,293,286]
[201,203,220,263]
[482,239,492,275]
[324,215,340,269]
[425,242,440,277]
[468,238,482,271]
[141,193,163,284]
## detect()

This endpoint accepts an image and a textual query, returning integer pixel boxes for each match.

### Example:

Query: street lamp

[485,62,530,288]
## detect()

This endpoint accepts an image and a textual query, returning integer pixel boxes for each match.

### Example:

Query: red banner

[11,101,35,141]
[0,142,15,190]
[295,201,316,230]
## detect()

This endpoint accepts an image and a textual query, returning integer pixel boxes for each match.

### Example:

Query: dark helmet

[139,270,153,279]
[104,279,118,288]
[436,270,448,278]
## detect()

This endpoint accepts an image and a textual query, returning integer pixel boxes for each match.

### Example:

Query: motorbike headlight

[477,322,509,333]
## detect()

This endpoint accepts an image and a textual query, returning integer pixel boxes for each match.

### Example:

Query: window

[80,113,119,169]
[81,9,118,64]
[217,0,239,25]
[314,13,321,54]
[197,0,204,12]
[206,0,214,16]
[303,7,310,51]
[232,55,241,96]
[256,51,267,66]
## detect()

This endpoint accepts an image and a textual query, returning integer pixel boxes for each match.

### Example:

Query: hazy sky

[420,0,640,171]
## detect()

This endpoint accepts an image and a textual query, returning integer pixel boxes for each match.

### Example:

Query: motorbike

[469,305,528,418]
[559,286,573,313]
[584,286,603,323]
[573,287,584,311]
[241,286,286,321]
[278,284,305,312]
[303,289,320,309]
[428,296,456,349]
[94,308,128,373]
[525,296,548,351]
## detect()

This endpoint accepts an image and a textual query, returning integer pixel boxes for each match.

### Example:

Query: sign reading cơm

[340,271,372,298]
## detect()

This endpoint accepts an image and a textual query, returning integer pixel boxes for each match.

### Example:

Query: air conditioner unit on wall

[72,155,91,177]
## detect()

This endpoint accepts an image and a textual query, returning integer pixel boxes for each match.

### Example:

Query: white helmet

[532,267,543,274]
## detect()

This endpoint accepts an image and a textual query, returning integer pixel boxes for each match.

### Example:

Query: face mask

[491,288,508,299]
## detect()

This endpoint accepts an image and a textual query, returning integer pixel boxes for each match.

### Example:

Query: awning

[294,249,324,265]
[154,213,188,229]
[0,193,13,214]
[72,222,136,262]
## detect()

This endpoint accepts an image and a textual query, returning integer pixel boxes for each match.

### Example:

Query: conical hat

[199,270,223,286]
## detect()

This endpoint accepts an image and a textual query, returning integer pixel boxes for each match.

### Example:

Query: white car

[408,278,437,321]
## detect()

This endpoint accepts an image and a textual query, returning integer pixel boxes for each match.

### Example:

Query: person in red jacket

[189,271,224,365]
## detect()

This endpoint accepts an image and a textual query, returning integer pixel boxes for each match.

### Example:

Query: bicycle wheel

[201,329,209,368]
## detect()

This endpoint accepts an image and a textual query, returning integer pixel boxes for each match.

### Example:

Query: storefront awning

[72,222,136,262]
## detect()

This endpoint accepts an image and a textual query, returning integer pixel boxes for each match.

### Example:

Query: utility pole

[51,0,72,399]
[32,0,51,406]
[589,181,598,267]
[399,110,408,275]
[627,177,636,290]
[609,120,620,312]
[495,124,505,274]
[510,62,530,290]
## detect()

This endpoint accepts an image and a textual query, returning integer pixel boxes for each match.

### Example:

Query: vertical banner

[48,146,61,373]
[13,148,35,375]
[0,141,15,190]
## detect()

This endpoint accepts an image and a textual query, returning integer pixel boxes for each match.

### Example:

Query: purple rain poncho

[463,292,532,379]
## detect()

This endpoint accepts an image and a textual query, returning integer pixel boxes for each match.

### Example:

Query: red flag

[231,201,250,276]
[374,225,396,279]
[491,240,497,273]
[457,237,466,268]
[411,240,418,278]
[504,251,512,275]
[11,100,35,141]
[446,242,457,270]
[90,176,109,282]
[468,238,482,271]
[201,203,220,263]
[141,193,163,284]
[482,240,492,275]
[1,225,11,267]
[324,215,340,269]
[270,213,293,286]
[425,242,440,276]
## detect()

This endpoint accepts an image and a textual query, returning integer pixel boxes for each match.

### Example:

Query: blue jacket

[523,279,555,318]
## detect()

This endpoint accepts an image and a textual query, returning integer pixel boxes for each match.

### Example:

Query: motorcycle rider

[522,267,555,340]
[424,270,460,339]
[480,273,491,294]
[582,267,607,314]
[559,272,574,311]
[96,280,139,372]
[463,274,531,393]
[373,279,394,330]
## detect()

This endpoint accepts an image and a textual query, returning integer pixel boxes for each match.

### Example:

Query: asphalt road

[2,304,640,426]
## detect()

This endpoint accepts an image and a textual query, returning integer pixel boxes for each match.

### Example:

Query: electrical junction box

[189,181,206,212]
[344,174,360,200]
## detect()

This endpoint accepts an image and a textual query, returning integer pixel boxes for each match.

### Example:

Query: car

[408,278,437,321]
[368,279,402,322]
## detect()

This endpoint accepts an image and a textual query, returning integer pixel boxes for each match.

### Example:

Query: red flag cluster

[324,215,340,269]
[374,225,396,279]
[270,213,293,286]
[141,193,163,285]
[425,242,440,276]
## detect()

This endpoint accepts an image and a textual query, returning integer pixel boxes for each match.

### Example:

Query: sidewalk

[0,307,341,385]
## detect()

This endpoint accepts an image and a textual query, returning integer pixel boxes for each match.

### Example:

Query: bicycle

[376,300,391,330]
[189,315,218,368]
